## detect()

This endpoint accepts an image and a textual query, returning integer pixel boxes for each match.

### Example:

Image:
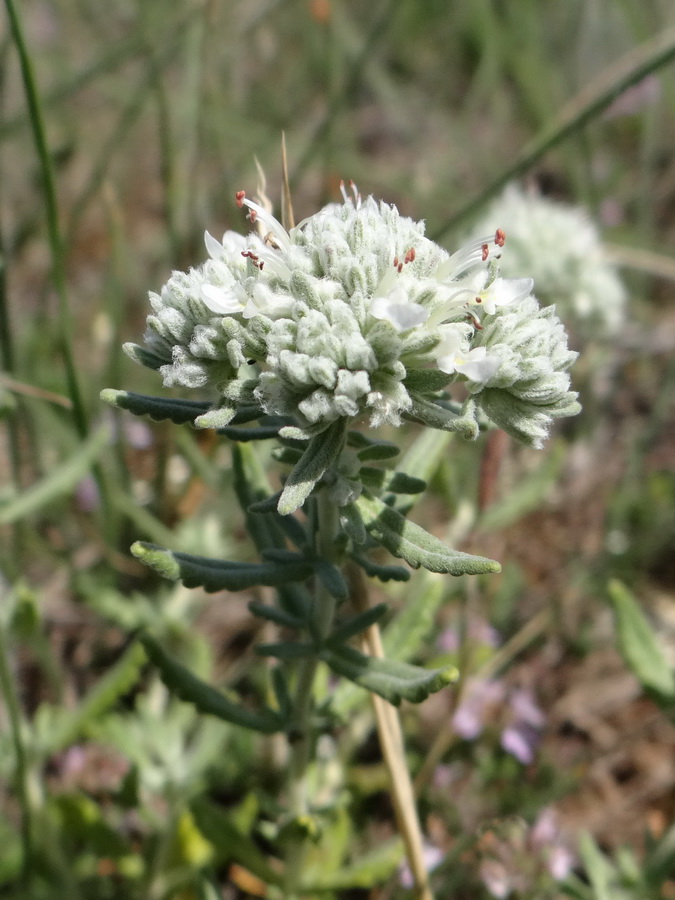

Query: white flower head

[467,184,626,337]
[130,183,579,443]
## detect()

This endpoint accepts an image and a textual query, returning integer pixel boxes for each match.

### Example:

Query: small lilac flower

[452,678,506,740]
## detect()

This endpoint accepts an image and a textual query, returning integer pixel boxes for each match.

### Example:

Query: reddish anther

[495,228,506,247]
[235,190,246,207]
[404,248,416,264]
[393,256,399,268]
[481,243,489,262]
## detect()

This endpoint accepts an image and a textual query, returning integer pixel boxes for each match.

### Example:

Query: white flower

[466,184,626,336]
[131,184,578,442]
[435,326,501,383]
[370,284,429,333]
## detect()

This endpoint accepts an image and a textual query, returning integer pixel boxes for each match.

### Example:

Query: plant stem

[350,564,434,900]
[284,489,340,898]
[0,621,32,888]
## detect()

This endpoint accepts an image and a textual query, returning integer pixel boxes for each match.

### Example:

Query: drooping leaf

[131,542,313,592]
[217,424,282,441]
[320,643,457,705]
[355,494,501,575]
[278,419,347,515]
[340,503,367,544]
[313,558,349,601]
[140,634,282,734]
[101,388,211,424]
[609,579,675,698]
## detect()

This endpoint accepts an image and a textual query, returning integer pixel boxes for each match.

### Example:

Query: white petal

[200,283,244,314]
[486,277,533,311]
[456,348,501,383]
[204,231,223,260]
[370,297,429,332]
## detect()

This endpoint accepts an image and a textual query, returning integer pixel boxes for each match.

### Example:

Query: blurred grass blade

[0,425,109,525]
[432,24,675,237]
[609,579,675,698]
[4,0,88,437]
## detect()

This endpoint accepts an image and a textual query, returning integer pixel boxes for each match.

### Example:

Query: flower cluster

[129,184,579,447]
[466,184,626,338]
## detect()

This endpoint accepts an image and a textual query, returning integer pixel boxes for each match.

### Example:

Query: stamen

[481,243,489,262]
[495,228,506,247]
[235,190,246,208]
[404,247,416,264]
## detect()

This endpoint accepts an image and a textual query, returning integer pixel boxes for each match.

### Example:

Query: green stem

[284,490,340,898]
[431,23,675,239]
[0,622,32,888]
[4,0,88,439]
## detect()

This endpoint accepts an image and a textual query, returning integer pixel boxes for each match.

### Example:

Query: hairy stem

[284,489,340,898]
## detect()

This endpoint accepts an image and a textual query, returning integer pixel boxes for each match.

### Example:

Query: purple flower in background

[452,679,545,764]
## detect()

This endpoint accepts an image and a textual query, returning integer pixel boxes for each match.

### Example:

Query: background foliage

[2,1,675,898]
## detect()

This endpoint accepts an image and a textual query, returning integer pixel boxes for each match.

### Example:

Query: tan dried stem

[349,563,434,900]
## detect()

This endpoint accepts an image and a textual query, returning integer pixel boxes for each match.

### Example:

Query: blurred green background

[2,1,675,898]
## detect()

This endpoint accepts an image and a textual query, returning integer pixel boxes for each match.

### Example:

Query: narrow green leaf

[100,389,210,424]
[39,642,146,754]
[254,642,316,659]
[350,553,411,583]
[403,368,452,393]
[278,419,347,515]
[340,503,367,544]
[326,603,389,647]
[194,406,238,429]
[247,601,305,629]
[406,394,479,439]
[609,579,675,697]
[355,494,501,575]
[0,425,109,525]
[140,635,282,734]
[321,644,457,705]
[131,542,313,592]
[271,667,292,719]
[301,837,404,890]
[314,558,349,601]
[123,341,168,370]
[355,442,400,462]
[386,472,427,494]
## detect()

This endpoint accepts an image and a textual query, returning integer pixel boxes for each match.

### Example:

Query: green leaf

[320,643,457,705]
[131,542,313,592]
[355,494,501,575]
[403,369,453,393]
[122,341,168,370]
[254,642,316,659]
[350,553,411,582]
[355,441,400,462]
[194,406,238,429]
[100,388,210,424]
[609,579,675,698]
[340,503,367,544]
[386,471,427,494]
[314,558,349,601]
[406,394,479,439]
[140,635,282,733]
[247,601,306,629]
[301,837,404,891]
[278,419,347,515]
[191,798,283,886]
[326,603,389,647]
[40,641,146,754]
[0,424,109,525]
